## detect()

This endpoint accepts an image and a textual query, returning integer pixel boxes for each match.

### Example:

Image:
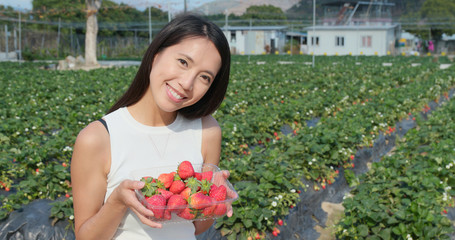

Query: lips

[166,84,185,102]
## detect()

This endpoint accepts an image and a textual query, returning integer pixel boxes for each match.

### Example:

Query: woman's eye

[178,59,188,66]
[201,75,211,83]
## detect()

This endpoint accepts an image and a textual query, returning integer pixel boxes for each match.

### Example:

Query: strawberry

[194,172,202,181]
[277,219,283,226]
[169,180,185,194]
[213,203,227,216]
[201,204,216,217]
[145,194,166,219]
[201,171,213,181]
[156,188,173,200]
[167,194,187,214]
[180,187,192,202]
[185,177,201,193]
[209,184,227,201]
[158,173,174,189]
[189,192,213,210]
[177,161,194,179]
[140,177,159,197]
[163,209,172,220]
[177,207,197,220]
[199,179,213,195]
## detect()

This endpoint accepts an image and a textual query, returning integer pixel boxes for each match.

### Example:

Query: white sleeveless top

[103,107,203,240]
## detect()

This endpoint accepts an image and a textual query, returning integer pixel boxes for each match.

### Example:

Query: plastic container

[130,163,238,223]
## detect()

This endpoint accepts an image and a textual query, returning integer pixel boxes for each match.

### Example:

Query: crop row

[213,56,455,239]
[0,56,453,240]
[335,94,455,239]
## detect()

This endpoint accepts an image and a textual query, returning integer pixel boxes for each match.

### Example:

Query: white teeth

[168,85,183,100]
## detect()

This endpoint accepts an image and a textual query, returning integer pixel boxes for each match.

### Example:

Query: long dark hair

[108,13,231,119]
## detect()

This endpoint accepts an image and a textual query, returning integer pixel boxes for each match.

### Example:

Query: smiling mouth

[167,84,185,100]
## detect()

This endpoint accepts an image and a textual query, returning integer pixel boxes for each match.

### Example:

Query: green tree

[420,0,455,40]
[242,5,287,26]
[401,0,455,40]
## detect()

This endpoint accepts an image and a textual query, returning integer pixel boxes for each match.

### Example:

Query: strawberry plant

[1,56,454,239]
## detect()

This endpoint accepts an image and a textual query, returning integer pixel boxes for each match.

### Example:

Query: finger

[226,204,233,217]
[221,170,230,179]
[225,185,238,199]
[130,208,163,228]
[130,197,155,217]
[121,179,145,190]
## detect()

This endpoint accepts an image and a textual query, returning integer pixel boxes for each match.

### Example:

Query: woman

[71,13,232,239]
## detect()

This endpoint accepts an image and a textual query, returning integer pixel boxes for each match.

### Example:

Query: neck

[127,95,177,126]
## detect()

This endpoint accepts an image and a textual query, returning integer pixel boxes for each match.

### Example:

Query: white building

[223,26,288,55]
[305,24,400,56]
[304,0,400,56]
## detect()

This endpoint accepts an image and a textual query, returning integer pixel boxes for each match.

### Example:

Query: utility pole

[19,11,22,60]
[168,2,171,22]
[149,5,152,43]
[312,0,316,67]
[5,25,8,60]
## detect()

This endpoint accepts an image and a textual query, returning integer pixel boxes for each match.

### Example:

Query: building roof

[322,0,395,6]
[304,24,399,31]
[222,25,288,31]
[286,31,307,37]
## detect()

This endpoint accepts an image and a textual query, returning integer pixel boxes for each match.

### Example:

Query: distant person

[428,40,434,52]
[71,13,235,239]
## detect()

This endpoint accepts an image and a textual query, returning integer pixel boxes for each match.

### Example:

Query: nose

[178,73,196,91]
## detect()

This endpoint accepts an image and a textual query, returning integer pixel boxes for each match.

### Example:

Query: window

[230,31,236,42]
[336,36,344,46]
[362,36,372,47]
[311,36,319,46]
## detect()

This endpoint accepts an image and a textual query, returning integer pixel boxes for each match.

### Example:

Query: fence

[1,15,454,60]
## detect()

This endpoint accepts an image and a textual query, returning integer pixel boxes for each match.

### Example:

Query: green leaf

[220,227,232,236]
[379,228,391,240]
[358,224,369,237]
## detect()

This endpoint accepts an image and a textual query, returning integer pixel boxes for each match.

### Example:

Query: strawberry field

[0,55,454,239]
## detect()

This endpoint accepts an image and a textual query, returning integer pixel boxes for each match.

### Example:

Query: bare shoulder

[201,115,221,132]
[201,115,221,165]
[72,120,111,174]
[75,120,110,150]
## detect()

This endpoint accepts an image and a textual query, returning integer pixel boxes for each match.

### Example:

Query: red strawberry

[180,187,192,202]
[201,204,216,217]
[209,184,227,201]
[185,177,201,193]
[213,203,227,216]
[156,188,173,200]
[158,173,174,189]
[167,194,187,214]
[163,209,172,220]
[169,180,185,194]
[177,207,197,220]
[201,171,213,181]
[277,219,283,226]
[194,172,202,181]
[189,192,213,210]
[141,177,159,197]
[199,179,213,195]
[146,195,166,219]
[177,161,194,179]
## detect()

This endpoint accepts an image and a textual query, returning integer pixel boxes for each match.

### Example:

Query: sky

[0,0,215,12]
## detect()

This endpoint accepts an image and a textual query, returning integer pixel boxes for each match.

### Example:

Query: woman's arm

[194,115,222,235]
[71,121,160,240]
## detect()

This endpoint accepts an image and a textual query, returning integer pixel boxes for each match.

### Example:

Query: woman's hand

[211,170,238,217]
[109,179,163,228]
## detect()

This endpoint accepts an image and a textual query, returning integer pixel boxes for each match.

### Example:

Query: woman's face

[149,37,222,114]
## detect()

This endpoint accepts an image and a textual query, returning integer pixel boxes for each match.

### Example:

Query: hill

[193,0,300,16]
